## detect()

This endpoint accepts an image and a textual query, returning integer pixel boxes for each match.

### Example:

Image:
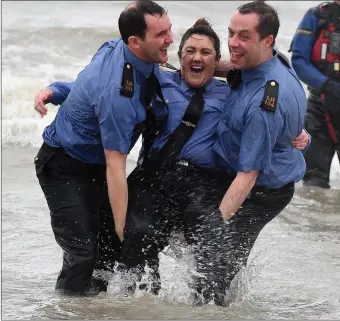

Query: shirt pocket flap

[216,121,227,137]
[231,119,244,132]
[204,97,225,113]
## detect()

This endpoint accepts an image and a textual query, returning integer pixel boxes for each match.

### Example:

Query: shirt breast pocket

[204,98,224,114]
[216,120,233,153]
[215,120,237,163]
[157,97,188,131]
[231,119,244,133]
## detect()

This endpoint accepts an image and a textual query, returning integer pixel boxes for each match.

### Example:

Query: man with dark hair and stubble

[34,0,173,296]
[213,1,307,302]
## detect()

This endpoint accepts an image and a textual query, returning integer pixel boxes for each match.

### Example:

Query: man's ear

[215,54,221,67]
[265,35,274,49]
[128,36,141,49]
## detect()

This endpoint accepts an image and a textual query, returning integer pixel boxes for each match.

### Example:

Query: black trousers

[122,162,232,303]
[222,182,295,290]
[34,143,121,293]
[121,161,295,304]
[303,94,340,184]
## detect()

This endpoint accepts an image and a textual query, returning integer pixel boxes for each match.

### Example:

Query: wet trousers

[222,181,295,291]
[304,94,340,185]
[121,161,295,304]
[122,162,232,303]
[35,143,121,293]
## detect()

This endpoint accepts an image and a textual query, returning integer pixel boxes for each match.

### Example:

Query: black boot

[56,276,108,296]
[303,177,331,189]
[87,276,108,295]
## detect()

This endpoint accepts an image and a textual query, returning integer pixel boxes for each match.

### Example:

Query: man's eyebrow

[228,27,250,33]
[155,24,172,37]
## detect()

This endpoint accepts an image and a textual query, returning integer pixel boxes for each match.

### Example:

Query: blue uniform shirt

[43,37,162,165]
[213,53,307,188]
[151,71,229,168]
[49,71,229,168]
[290,7,328,89]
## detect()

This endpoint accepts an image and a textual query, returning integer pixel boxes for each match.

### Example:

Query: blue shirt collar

[242,51,278,84]
[179,76,215,94]
[123,44,154,78]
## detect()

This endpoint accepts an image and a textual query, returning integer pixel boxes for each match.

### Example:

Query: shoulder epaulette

[261,80,279,113]
[120,62,134,98]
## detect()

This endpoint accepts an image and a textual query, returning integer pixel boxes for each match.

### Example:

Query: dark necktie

[157,87,205,162]
[141,69,168,165]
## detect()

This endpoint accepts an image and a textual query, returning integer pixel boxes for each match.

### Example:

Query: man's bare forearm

[106,163,128,231]
[219,171,258,221]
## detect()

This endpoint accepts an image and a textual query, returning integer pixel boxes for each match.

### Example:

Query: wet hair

[177,18,221,58]
[237,1,280,47]
[118,0,166,44]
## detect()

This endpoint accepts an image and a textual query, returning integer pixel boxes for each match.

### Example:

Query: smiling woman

[178,18,221,87]
[118,18,234,306]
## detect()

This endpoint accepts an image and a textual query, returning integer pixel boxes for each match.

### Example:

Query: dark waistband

[253,181,295,193]
[174,160,295,191]
[40,142,105,169]
[40,142,63,153]
[174,159,227,173]
[142,159,234,181]
[139,159,295,191]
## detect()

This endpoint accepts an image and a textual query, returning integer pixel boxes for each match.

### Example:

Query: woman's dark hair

[178,18,221,58]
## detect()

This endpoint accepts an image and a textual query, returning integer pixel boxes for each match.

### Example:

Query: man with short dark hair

[213,1,307,299]
[290,0,340,189]
[34,0,173,296]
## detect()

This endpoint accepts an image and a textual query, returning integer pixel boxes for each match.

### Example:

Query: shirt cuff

[47,86,64,106]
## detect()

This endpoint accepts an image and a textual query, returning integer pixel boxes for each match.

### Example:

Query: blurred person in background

[290,0,340,189]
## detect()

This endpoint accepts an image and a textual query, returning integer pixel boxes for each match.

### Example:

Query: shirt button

[165,99,169,103]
